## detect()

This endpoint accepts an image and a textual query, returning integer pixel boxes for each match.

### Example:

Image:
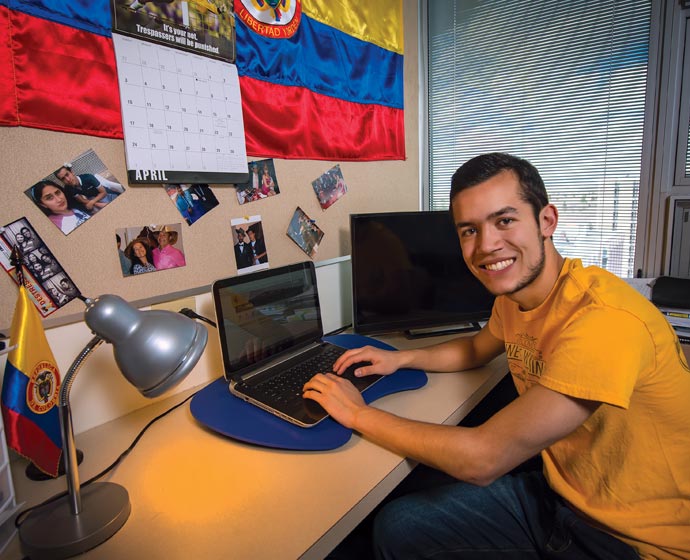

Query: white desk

[6,333,507,560]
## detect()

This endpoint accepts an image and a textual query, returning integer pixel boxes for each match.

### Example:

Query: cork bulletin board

[0,1,420,329]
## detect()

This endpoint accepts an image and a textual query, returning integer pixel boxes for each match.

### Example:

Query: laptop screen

[213,262,324,379]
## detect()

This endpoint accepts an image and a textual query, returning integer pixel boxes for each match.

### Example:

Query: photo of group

[311,164,347,210]
[0,217,81,314]
[116,224,186,277]
[287,207,324,259]
[164,184,219,225]
[235,159,280,205]
[25,149,125,235]
[230,215,269,275]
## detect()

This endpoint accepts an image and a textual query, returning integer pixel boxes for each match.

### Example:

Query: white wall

[1,258,352,435]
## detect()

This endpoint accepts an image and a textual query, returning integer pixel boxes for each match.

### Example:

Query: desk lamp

[18,294,208,559]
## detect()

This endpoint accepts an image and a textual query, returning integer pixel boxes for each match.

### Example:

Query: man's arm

[303,377,598,486]
[333,325,505,378]
[94,174,124,193]
[79,186,108,210]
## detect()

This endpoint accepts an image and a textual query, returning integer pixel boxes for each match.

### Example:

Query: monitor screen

[350,211,495,336]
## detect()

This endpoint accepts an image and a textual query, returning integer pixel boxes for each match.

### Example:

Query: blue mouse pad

[190,333,427,450]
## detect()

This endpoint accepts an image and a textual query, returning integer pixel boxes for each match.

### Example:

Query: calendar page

[111,0,235,63]
[113,33,248,184]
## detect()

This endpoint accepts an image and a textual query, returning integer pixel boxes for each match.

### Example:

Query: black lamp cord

[14,310,218,529]
[178,307,217,328]
[14,388,202,528]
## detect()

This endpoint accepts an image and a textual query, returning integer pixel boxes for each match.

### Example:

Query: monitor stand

[404,322,482,339]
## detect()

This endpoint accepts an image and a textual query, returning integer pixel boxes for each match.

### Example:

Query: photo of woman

[29,180,90,235]
[124,237,157,275]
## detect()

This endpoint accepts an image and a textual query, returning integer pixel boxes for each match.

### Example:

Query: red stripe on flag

[240,76,405,161]
[2,406,62,477]
[0,6,18,127]
[10,10,122,139]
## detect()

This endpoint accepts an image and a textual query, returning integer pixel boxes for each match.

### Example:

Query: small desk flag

[1,264,63,477]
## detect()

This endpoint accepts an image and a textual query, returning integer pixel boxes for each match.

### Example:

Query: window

[424,1,652,278]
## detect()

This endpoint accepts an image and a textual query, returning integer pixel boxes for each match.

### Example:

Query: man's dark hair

[450,153,549,222]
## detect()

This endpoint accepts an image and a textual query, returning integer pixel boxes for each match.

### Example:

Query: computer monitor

[350,210,495,336]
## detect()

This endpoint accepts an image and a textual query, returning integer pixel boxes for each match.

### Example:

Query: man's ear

[540,204,558,238]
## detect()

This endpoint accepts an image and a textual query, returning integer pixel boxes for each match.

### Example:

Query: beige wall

[0,0,420,328]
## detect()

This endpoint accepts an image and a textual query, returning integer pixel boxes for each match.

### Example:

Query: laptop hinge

[238,341,324,383]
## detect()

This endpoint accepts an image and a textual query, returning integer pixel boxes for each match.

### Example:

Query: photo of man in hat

[152,224,186,270]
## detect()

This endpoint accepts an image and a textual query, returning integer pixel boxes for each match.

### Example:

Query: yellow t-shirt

[488,258,690,560]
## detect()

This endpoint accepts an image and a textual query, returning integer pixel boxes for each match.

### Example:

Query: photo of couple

[235,159,280,205]
[230,215,269,275]
[116,224,186,277]
[25,149,125,235]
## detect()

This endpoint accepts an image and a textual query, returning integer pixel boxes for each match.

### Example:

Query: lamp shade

[84,294,208,397]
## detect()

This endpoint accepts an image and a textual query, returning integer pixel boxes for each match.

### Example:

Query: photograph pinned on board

[286,207,324,259]
[163,183,219,225]
[235,159,280,205]
[0,217,80,316]
[311,164,347,210]
[230,215,269,275]
[116,223,186,277]
[25,149,126,236]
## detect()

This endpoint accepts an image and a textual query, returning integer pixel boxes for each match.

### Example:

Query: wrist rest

[189,333,427,450]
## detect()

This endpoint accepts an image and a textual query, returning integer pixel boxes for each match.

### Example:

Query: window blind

[427,0,651,278]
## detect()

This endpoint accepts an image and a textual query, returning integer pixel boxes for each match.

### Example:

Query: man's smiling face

[451,169,551,302]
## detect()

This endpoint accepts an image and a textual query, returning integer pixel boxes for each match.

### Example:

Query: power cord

[178,307,217,328]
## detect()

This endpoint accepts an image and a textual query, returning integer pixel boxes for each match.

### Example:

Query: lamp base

[19,482,131,559]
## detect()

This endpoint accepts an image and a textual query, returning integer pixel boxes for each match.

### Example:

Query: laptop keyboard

[248,345,377,406]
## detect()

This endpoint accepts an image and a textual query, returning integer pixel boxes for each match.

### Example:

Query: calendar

[113,33,248,184]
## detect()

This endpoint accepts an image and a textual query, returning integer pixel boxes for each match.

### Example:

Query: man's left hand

[303,373,366,428]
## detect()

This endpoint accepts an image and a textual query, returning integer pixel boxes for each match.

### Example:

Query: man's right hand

[332,345,406,378]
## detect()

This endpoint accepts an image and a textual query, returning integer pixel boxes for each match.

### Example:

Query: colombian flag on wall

[0,0,404,161]
[1,282,63,478]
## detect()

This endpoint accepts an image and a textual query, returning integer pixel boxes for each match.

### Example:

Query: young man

[304,153,690,559]
[55,165,122,213]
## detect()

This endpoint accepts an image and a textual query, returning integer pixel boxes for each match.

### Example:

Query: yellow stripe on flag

[303,0,403,55]
[8,286,58,377]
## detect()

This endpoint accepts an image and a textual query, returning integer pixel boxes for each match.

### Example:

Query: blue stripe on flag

[235,13,404,109]
[0,0,112,36]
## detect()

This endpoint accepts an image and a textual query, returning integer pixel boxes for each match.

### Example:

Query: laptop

[212,261,383,427]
